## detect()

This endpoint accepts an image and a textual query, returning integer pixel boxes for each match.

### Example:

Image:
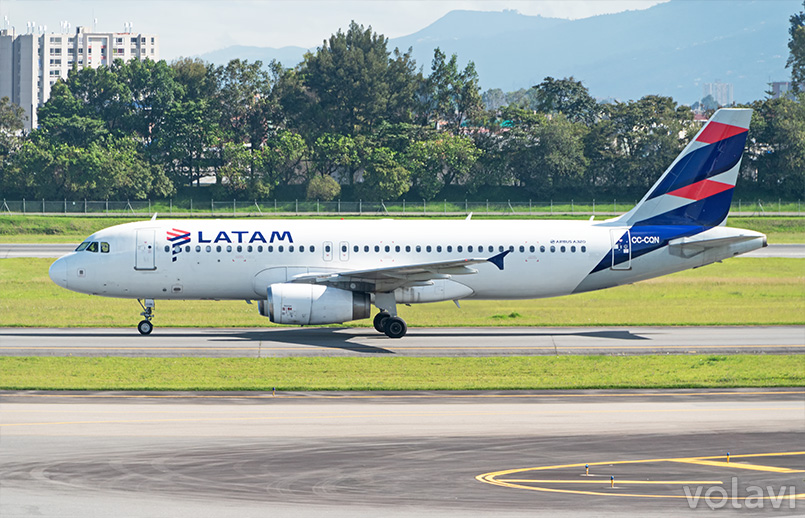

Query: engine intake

[258,283,370,325]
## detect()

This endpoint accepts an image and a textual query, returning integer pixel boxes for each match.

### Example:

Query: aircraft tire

[373,312,390,333]
[137,320,153,335]
[384,317,407,339]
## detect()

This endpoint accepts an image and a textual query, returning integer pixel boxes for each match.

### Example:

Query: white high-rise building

[0,25,159,131]
[702,82,734,107]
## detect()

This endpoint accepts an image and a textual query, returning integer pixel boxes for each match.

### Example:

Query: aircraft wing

[290,251,510,292]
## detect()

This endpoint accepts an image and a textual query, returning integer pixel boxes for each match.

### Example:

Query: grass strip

[0,355,802,391]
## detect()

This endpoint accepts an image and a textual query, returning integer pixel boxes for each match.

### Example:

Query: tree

[422,48,483,129]
[359,147,410,199]
[306,174,341,201]
[506,115,589,197]
[787,1,805,90]
[532,76,599,125]
[405,134,480,199]
[743,96,805,196]
[299,22,420,136]
[0,97,26,162]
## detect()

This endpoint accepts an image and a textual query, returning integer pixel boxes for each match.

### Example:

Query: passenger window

[405,245,411,252]
[375,245,380,252]
[581,246,587,253]
[310,245,315,252]
[509,245,514,252]
[426,245,432,252]
[550,246,556,253]
[75,242,90,252]
[436,245,442,252]
[278,245,284,252]
[268,245,274,252]
[257,245,263,252]
[457,245,463,253]
[416,245,421,252]
[385,245,390,252]
[519,245,525,253]
[540,246,546,253]
[226,245,232,252]
[571,246,576,253]
[354,245,359,253]
[395,245,400,252]
[195,245,201,252]
[560,246,566,253]
[364,245,370,252]
[247,245,253,252]
[300,245,305,252]
[447,246,452,253]
[206,245,212,252]
[289,245,294,252]
[468,245,473,253]
[184,245,189,252]
[325,245,331,252]
[216,245,222,252]
[488,246,494,253]
[101,242,110,253]
[529,245,535,253]
[164,245,170,252]
[498,246,504,252]
[342,245,347,252]
[87,242,99,253]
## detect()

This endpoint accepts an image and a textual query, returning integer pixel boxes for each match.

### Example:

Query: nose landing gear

[137,299,155,335]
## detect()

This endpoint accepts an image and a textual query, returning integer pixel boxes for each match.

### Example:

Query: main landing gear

[373,293,407,338]
[137,299,155,335]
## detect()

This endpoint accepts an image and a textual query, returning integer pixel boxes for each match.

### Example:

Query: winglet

[151,213,158,221]
[487,250,510,270]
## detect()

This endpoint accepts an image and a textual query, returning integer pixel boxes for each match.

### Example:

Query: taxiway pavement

[1,326,803,357]
[1,389,803,517]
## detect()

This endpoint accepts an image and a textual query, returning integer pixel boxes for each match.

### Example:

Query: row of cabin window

[164,243,588,254]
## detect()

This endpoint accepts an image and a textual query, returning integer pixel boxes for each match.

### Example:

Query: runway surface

[1,326,803,357]
[1,242,804,258]
[1,389,803,517]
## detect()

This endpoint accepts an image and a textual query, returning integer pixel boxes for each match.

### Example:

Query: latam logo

[167,228,191,262]
[197,230,293,244]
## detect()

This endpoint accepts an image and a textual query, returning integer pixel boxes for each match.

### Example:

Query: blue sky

[1,0,666,58]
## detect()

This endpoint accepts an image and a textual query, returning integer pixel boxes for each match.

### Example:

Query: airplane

[49,108,766,338]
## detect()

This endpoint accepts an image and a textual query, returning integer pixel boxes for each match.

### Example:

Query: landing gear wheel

[373,312,391,333]
[384,316,407,339]
[137,320,153,335]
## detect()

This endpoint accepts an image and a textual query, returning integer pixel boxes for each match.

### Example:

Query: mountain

[198,0,800,104]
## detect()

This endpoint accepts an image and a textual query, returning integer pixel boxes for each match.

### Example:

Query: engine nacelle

[258,283,370,325]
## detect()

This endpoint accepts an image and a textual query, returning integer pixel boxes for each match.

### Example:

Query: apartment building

[0,26,159,131]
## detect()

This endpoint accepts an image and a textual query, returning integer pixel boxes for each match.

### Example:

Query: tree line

[0,16,803,202]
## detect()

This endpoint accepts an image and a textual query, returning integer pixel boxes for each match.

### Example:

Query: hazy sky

[1,1,667,59]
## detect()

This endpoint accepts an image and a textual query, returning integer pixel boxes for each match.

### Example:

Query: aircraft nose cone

[49,257,68,289]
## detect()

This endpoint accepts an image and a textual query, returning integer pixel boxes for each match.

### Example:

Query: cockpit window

[100,242,110,253]
[75,241,90,252]
[86,242,99,253]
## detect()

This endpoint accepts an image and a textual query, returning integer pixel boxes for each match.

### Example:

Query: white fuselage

[49,218,766,304]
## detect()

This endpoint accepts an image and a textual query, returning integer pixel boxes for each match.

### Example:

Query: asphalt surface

[1,389,803,517]
[1,243,804,258]
[1,326,803,357]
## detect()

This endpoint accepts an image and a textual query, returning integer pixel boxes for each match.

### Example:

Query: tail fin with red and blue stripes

[615,108,751,228]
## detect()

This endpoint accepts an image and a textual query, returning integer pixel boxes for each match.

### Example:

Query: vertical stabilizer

[614,108,751,227]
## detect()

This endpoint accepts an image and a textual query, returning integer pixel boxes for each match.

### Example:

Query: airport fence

[1,198,802,217]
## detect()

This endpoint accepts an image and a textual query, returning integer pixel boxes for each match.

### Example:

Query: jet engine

[258,283,370,325]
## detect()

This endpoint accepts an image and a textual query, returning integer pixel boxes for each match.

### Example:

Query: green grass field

[1,215,803,243]
[1,257,802,327]
[0,355,802,391]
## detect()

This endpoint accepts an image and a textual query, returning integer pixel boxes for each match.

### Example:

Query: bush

[306,174,341,201]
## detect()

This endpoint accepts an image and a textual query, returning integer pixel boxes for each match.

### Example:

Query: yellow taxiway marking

[499,479,724,485]
[671,459,805,473]
[1,390,803,400]
[477,451,805,499]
